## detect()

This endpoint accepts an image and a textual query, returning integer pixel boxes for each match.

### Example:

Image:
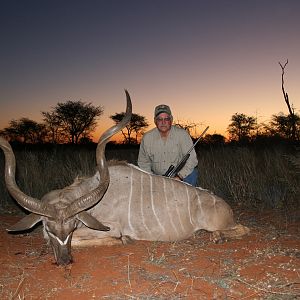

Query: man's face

[155,113,172,134]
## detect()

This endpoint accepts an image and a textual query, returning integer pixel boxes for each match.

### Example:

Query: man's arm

[137,138,152,173]
[176,131,198,179]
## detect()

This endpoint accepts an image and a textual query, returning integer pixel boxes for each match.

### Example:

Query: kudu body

[0,91,249,265]
[72,162,249,247]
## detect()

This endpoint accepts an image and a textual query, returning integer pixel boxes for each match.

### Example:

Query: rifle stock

[164,165,175,177]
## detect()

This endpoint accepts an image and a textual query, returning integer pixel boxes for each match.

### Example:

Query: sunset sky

[1,0,299,141]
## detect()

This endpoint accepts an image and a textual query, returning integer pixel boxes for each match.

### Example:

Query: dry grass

[198,145,300,209]
[0,143,299,212]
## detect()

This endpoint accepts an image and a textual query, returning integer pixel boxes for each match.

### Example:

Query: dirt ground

[0,209,299,300]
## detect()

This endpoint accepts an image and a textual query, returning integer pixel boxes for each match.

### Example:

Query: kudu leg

[71,222,126,247]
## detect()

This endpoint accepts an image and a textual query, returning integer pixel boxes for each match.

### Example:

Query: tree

[43,101,104,144]
[0,118,47,143]
[279,60,298,141]
[267,112,300,140]
[110,112,149,144]
[42,111,67,143]
[227,113,256,142]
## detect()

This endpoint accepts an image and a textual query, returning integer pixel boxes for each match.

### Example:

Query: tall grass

[0,144,139,213]
[198,145,299,209]
[0,143,298,213]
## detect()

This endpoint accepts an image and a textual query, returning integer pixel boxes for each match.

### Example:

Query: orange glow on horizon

[91,120,230,144]
[1,1,299,146]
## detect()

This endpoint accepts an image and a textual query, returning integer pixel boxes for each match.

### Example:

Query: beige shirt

[138,126,198,178]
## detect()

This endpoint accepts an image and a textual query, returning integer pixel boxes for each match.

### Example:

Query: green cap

[154,104,172,118]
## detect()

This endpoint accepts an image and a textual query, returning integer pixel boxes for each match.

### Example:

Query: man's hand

[174,175,183,181]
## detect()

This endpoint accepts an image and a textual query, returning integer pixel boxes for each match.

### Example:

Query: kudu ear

[77,212,110,231]
[7,213,43,232]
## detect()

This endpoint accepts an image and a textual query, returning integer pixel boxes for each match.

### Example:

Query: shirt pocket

[168,147,179,164]
[160,147,179,165]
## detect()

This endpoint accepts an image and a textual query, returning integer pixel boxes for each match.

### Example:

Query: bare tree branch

[278,59,297,140]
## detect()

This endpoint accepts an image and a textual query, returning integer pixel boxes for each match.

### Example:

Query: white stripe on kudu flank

[140,173,151,236]
[128,167,134,233]
[164,178,178,237]
[211,193,218,213]
[196,190,209,228]
[150,176,165,234]
[185,185,194,226]
[172,181,185,234]
[196,191,204,219]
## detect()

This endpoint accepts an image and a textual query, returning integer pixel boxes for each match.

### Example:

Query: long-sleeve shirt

[138,126,198,178]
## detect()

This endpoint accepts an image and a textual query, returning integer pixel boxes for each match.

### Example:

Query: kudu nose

[56,252,73,265]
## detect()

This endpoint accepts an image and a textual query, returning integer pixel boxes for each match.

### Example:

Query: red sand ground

[0,209,299,300]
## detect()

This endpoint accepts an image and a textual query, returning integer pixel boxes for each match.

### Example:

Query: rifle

[164,126,209,178]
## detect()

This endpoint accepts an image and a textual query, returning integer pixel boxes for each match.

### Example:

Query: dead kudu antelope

[0,91,249,266]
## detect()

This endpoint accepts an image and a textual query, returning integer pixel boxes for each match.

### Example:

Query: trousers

[183,168,199,186]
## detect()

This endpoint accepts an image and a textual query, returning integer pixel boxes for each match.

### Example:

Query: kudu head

[0,90,132,265]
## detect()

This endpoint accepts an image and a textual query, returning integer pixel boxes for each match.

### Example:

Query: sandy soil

[0,209,299,300]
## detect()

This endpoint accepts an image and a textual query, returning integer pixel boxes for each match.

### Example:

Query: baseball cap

[154,104,172,118]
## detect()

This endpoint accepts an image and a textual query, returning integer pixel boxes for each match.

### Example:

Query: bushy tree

[267,112,300,140]
[110,112,149,144]
[227,113,256,142]
[43,101,104,144]
[42,111,67,143]
[0,118,47,143]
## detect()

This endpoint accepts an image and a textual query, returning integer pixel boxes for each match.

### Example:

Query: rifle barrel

[164,126,209,178]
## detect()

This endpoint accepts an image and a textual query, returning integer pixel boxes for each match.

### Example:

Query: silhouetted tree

[43,101,104,144]
[110,112,149,144]
[227,113,256,142]
[42,111,67,143]
[0,118,47,143]
[279,60,298,141]
[266,112,300,140]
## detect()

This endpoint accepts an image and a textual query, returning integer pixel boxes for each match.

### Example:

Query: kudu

[0,91,249,266]
[0,91,131,265]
